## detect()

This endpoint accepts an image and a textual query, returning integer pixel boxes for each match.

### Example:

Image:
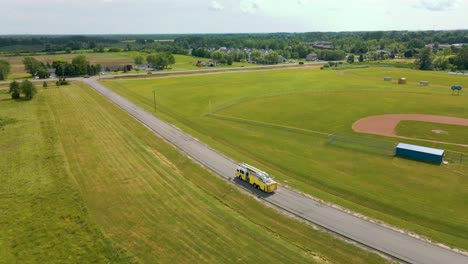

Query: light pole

[153,90,156,112]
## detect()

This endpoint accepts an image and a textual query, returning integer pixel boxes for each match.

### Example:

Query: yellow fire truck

[236,163,277,193]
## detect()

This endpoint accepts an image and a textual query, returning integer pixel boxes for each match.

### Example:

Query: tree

[250,50,262,63]
[264,52,279,64]
[36,67,50,79]
[23,57,49,78]
[23,57,42,75]
[454,46,468,70]
[20,80,37,100]
[415,47,433,70]
[407,39,425,49]
[347,55,355,64]
[404,49,414,58]
[211,51,224,63]
[165,52,175,67]
[9,81,20,99]
[226,54,233,65]
[146,53,175,69]
[0,60,11,80]
[134,55,145,65]
[71,55,89,75]
[358,54,364,62]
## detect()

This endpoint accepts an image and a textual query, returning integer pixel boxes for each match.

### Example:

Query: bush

[21,80,37,100]
[56,78,70,86]
[43,81,48,88]
[10,81,20,99]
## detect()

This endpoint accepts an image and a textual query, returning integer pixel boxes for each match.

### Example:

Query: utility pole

[153,90,156,112]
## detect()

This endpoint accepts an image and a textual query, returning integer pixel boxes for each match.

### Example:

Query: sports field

[0,84,384,263]
[102,67,468,250]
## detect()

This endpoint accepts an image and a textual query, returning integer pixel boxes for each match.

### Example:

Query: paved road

[83,78,468,264]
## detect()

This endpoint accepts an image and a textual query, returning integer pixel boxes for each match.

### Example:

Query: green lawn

[102,67,468,250]
[0,88,133,263]
[0,85,385,263]
[396,121,468,145]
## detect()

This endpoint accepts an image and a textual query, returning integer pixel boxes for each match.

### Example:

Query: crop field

[0,84,384,263]
[0,52,252,79]
[102,67,468,250]
[0,52,133,75]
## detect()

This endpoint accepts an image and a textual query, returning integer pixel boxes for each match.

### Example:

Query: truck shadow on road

[232,177,276,198]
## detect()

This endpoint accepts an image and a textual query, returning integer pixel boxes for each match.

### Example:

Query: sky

[0,0,467,34]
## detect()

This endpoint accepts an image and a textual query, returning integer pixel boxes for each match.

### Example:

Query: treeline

[0,60,10,80]
[0,35,118,52]
[415,45,468,71]
[134,52,175,69]
[52,55,102,77]
[22,55,102,79]
[2,31,466,58]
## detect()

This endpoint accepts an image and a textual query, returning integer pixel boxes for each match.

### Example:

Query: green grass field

[0,88,133,263]
[396,121,468,145]
[0,85,385,263]
[102,67,468,250]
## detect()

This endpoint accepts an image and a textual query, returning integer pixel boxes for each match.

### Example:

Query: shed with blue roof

[395,143,444,164]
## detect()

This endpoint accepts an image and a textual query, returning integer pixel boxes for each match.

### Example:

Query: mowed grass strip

[396,121,468,145]
[0,89,133,263]
[102,67,468,250]
[35,84,385,263]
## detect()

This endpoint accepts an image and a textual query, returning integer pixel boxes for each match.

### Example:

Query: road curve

[83,78,468,264]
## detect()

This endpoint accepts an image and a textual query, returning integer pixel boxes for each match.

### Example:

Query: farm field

[0,52,253,79]
[0,84,385,263]
[102,67,468,250]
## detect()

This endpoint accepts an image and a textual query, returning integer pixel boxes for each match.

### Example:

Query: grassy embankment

[0,84,385,263]
[102,67,468,250]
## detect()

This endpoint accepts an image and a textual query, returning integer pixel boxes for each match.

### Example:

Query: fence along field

[102,66,468,251]
[0,84,385,263]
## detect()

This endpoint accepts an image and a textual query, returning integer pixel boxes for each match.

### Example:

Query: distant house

[208,60,218,67]
[278,55,287,63]
[426,43,465,49]
[196,60,207,67]
[135,64,154,70]
[308,41,334,50]
[47,68,57,78]
[306,53,318,61]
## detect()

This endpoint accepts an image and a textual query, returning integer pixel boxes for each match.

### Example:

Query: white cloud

[417,0,460,11]
[210,1,224,11]
[240,0,261,14]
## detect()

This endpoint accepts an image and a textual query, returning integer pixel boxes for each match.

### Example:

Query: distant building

[306,52,318,61]
[135,64,153,70]
[196,60,207,67]
[308,41,334,50]
[278,55,287,63]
